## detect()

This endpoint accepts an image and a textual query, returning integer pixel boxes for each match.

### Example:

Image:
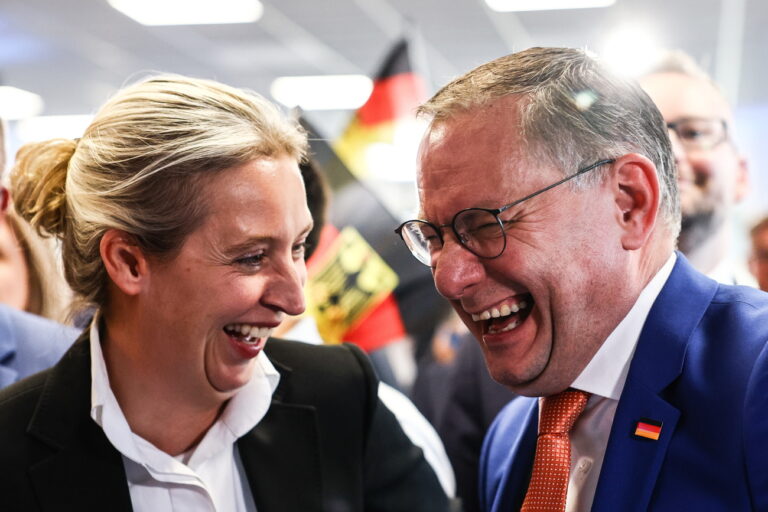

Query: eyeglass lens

[400,221,441,266]
[400,208,505,266]
[453,209,506,258]
[667,118,726,151]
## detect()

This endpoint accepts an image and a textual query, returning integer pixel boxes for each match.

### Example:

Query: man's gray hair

[418,47,680,237]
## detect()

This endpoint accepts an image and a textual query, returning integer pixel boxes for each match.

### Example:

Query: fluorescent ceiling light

[486,0,615,12]
[600,26,662,77]
[0,86,44,120]
[15,115,93,143]
[108,0,263,26]
[270,75,373,111]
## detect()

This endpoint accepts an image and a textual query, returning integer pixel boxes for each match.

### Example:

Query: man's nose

[432,235,484,300]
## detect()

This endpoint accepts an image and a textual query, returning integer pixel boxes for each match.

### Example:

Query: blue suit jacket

[480,255,768,511]
[0,304,79,388]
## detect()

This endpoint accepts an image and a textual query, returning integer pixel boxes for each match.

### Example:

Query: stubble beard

[678,207,725,256]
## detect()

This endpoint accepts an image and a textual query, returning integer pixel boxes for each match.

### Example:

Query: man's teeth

[471,300,527,322]
[488,319,520,334]
[225,324,274,342]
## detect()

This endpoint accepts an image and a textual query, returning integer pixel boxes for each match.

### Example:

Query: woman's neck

[99,313,227,456]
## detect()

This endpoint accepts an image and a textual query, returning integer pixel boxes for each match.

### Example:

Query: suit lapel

[26,335,133,512]
[493,399,538,512]
[238,360,323,512]
[29,423,133,512]
[592,384,680,511]
[592,254,717,511]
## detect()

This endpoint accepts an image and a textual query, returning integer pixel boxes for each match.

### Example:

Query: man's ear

[610,153,660,251]
[100,229,149,296]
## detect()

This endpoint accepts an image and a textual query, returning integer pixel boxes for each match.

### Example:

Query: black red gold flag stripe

[299,111,450,355]
[333,39,428,179]
[634,418,663,441]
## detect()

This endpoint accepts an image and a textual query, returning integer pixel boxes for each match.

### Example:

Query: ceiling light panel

[270,75,373,111]
[0,86,44,120]
[485,0,615,12]
[108,0,263,26]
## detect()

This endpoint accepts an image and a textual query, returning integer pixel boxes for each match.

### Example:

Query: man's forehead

[419,98,529,170]
[416,105,548,218]
[639,72,733,123]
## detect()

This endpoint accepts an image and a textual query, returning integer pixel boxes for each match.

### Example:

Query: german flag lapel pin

[634,418,663,440]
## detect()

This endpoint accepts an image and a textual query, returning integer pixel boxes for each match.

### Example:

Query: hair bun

[10,138,75,237]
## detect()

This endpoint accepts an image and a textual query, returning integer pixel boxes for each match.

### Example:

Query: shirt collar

[89,311,280,471]
[571,253,676,400]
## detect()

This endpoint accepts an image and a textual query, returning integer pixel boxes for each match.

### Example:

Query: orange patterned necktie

[520,389,590,512]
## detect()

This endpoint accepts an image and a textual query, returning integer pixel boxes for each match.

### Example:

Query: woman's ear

[100,229,149,296]
[610,153,661,251]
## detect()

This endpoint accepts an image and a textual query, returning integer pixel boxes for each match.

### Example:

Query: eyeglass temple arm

[496,158,615,214]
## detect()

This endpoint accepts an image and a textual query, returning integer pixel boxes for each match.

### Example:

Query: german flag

[299,110,450,356]
[634,418,663,441]
[333,39,428,179]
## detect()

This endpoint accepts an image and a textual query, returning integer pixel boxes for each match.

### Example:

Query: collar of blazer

[24,333,326,512]
[25,333,134,511]
[238,340,324,512]
[488,254,721,512]
[591,253,718,511]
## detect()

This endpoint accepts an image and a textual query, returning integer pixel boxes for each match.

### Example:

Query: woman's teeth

[224,324,274,343]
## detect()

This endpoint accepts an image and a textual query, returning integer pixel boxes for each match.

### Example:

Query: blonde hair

[418,47,680,237]
[3,206,70,321]
[11,75,307,314]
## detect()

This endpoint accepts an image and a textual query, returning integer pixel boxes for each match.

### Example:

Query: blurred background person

[0,117,77,389]
[0,206,70,321]
[749,216,768,291]
[434,333,516,512]
[0,119,70,321]
[277,158,457,500]
[0,75,448,511]
[639,51,754,285]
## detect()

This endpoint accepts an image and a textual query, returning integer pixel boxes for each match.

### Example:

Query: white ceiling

[1,0,766,240]
[1,0,766,139]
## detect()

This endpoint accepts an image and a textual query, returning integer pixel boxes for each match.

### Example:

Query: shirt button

[577,457,593,474]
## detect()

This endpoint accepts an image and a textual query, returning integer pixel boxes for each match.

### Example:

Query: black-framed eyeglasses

[666,117,728,152]
[395,159,615,267]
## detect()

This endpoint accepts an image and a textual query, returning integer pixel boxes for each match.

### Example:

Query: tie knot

[539,389,590,434]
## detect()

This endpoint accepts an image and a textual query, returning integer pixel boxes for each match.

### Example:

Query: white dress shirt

[89,314,280,511]
[561,253,676,512]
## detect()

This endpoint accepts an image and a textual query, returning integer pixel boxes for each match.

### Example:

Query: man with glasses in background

[639,51,753,285]
[397,47,768,511]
